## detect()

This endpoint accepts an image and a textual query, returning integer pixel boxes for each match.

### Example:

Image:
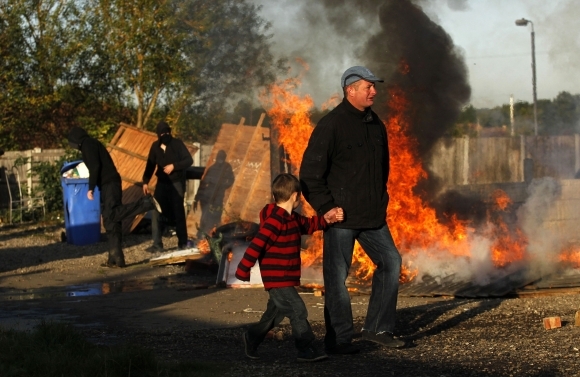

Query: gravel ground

[1,222,580,377]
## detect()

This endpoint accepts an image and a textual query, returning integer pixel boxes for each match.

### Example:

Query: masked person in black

[142,121,193,251]
[67,127,161,267]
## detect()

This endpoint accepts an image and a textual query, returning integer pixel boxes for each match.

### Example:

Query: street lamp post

[515,18,538,136]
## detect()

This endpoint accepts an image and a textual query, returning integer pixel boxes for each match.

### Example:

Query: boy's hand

[324,207,341,224]
[336,207,344,222]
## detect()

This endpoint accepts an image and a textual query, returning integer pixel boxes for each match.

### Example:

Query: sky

[251,0,580,109]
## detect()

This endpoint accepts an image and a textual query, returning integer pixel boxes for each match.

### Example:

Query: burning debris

[255,0,580,296]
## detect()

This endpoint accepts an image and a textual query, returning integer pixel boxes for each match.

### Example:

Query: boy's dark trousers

[246,286,315,352]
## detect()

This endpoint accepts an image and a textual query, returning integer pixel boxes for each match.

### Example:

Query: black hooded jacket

[142,137,193,185]
[67,127,121,191]
[299,98,389,229]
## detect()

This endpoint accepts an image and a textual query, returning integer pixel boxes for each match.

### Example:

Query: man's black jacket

[300,98,390,229]
[68,127,121,191]
[142,138,193,185]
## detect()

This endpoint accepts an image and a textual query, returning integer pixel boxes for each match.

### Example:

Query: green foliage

[0,0,283,150]
[0,321,227,377]
[454,92,580,136]
[31,150,81,217]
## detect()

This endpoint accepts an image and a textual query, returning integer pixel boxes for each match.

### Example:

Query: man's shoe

[362,330,405,348]
[145,244,163,253]
[242,332,260,360]
[325,343,360,355]
[297,346,328,362]
[101,262,126,268]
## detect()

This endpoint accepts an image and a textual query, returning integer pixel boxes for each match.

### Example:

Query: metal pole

[530,24,538,136]
[510,94,515,136]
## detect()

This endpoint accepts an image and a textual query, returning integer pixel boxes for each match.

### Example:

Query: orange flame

[260,60,322,268]
[260,60,548,287]
[558,246,580,268]
[197,239,211,255]
[487,190,528,267]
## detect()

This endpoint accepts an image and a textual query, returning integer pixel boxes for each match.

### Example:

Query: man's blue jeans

[323,225,401,347]
[246,286,315,352]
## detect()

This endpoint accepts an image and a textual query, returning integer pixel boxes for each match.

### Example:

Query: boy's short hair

[272,173,301,203]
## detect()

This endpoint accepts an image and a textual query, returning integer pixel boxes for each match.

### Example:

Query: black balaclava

[67,126,89,150]
[156,121,172,145]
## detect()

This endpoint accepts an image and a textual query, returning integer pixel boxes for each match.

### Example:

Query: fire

[260,60,322,268]
[197,239,211,255]
[558,246,580,268]
[488,190,528,267]
[261,60,539,286]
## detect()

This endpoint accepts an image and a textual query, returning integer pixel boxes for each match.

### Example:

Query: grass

[0,321,228,377]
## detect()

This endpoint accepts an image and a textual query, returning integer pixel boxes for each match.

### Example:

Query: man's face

[347,79,377,111]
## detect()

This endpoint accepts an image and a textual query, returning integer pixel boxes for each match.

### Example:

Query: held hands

[142,184,150,196]
[324,207,345,224]
[87,190,94,200]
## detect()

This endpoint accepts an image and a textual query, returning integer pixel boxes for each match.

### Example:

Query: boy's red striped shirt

[235,203,326,289]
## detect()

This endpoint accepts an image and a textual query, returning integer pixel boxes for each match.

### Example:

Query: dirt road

[1,224,579,376]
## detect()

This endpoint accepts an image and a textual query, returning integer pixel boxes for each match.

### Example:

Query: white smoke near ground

[517,177,563,277]
[402,177,564,286]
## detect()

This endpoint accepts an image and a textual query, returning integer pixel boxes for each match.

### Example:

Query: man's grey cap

[341,66,384,88]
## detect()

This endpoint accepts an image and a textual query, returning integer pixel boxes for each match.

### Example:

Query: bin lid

[61,160,83,175]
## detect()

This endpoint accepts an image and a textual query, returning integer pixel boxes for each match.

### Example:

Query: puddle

[0,277,199,301]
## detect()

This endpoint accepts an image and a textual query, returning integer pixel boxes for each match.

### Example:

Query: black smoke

[312,0,476,217]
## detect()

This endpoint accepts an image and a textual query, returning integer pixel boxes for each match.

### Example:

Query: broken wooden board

[149,248,205,266]
[187,115,271,239]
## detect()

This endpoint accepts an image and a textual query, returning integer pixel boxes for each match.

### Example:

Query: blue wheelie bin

[60,160,101,245]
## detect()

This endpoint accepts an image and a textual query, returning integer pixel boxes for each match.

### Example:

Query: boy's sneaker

[242,332,260,360]
[297,346,328,362]
[325,343,360,355]
[361,330,405,348]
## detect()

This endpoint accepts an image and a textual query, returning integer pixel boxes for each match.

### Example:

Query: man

[142,121,193,250]
[67,127,161,268]
[299,66,404,355]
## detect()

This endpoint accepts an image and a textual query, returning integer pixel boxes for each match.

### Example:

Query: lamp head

[515,18,529,26]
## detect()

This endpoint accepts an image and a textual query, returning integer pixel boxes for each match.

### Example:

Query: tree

[83,0,284,133]
[0,0,85,149]
[0,0,284,149]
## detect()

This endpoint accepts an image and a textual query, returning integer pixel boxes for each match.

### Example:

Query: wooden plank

[107,144,148,161]
[186,117,272,238]
[223,114,269,220]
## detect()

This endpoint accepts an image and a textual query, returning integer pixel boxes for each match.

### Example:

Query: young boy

[235,173,343,362]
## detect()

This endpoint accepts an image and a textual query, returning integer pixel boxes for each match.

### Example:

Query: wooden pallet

[187,115,271,238]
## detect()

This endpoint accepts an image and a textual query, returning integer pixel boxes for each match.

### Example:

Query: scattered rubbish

[543,316,562,330]
[149,248,203,266]
[242,308,264,314]
[265,329,284,341]
[61,162,89,178]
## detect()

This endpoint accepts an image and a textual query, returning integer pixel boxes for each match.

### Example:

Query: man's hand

[324,207,341,224]
[336,207,344,222]
[143,184,150,195]
[87,190,94,200]
[163,164,175,175]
